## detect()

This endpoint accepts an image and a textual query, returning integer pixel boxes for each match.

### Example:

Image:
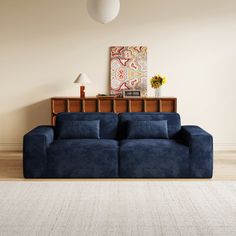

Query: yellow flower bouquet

[150,74,167,89]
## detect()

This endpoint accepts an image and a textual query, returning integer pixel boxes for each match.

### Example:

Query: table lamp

[74,73,91,98]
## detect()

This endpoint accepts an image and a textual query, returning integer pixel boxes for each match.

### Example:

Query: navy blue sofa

[23,112,213,178]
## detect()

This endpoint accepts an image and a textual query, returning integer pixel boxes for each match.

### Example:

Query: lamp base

[80,85,85,98]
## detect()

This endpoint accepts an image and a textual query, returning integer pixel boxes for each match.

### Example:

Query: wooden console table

[51,97,177,125]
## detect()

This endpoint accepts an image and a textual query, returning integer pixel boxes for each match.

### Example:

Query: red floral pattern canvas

[110,46,147,96]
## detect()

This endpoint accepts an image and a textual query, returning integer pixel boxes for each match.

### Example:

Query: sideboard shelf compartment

[51,97,177,125]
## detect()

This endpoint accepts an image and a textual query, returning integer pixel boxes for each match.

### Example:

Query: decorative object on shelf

[150,74,167,98]
[123,90,141,98]
[110,46,147,97]
[96,93,108,97]
[74,73,91,98]
[154,88,161,98]
[87,0,120,24]
[96,94,117,98]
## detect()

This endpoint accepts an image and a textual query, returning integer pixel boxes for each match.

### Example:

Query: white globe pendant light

[87,0,120,24]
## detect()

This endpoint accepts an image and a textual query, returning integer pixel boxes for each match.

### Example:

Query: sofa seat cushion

[47,139,119,178]
[119,139,190,178]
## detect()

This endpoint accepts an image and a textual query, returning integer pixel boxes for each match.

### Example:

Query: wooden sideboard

[51,97,177,125]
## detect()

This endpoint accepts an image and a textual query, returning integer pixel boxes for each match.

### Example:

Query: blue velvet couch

[23,112,213,178]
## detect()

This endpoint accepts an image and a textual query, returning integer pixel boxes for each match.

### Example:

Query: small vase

[154,87,161,98]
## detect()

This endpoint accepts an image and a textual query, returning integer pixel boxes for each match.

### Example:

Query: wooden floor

[0,151,235,180]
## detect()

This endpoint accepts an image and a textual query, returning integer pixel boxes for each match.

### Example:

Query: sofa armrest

[23,126,54,178]
[181,125,213,178]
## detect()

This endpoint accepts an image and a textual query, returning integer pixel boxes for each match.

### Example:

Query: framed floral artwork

[110,46,147,97]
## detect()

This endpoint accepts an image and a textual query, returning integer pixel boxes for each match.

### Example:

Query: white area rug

[0,181,236,236]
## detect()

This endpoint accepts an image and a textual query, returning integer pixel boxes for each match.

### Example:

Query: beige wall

[0,0,236,150]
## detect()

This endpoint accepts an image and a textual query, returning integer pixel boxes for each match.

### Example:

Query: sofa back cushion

[57,120,100,139]
[127,120,168,139]
[119,112,181,139]
[56,112,118,139]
